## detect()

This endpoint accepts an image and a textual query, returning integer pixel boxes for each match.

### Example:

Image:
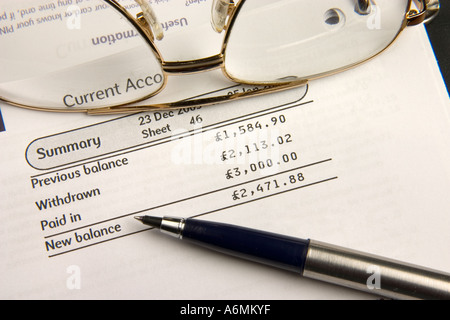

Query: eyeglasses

[0,0,440,114]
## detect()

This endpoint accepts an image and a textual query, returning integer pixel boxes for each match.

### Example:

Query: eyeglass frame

[0,0,440,115]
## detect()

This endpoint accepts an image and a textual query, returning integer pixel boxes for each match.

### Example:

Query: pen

[135,216,450,300]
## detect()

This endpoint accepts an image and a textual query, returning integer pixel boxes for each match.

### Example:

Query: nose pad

[211,0,234,33]
[136,12,156,41]
[135,0,164,40]
[355,0,373,16]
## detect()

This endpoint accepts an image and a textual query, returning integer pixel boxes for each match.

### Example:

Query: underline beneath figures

[28,99,314,176]
[45,159,337,258]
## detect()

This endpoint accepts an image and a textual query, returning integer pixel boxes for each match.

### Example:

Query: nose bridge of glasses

[162,55,224,74]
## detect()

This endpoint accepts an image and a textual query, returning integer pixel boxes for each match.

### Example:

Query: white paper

[1,1,449,300]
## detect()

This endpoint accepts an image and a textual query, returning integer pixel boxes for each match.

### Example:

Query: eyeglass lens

[0,0,165,110]
[223,0,409,83]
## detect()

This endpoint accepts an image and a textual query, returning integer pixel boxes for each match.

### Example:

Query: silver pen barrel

[303,240,450,300]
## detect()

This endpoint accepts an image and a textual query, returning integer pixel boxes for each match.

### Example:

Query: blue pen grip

[183,219,310,274]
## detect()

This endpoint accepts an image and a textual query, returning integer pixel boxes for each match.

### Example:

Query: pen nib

[134,216,163,228]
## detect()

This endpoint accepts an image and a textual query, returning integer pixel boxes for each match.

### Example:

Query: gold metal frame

[0,0,440,114]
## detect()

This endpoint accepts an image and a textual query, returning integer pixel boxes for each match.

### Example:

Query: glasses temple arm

[87,81,308,115]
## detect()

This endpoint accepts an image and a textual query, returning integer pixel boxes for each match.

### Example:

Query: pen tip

[134,216,162,228]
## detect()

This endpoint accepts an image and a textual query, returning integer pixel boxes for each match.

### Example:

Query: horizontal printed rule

[44,157,336,258]
[25,86,308,170]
